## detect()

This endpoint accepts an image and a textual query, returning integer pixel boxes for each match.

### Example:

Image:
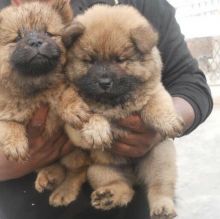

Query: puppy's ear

[62,21,85,48]
[51,0,74,24]
[131,24,158,54]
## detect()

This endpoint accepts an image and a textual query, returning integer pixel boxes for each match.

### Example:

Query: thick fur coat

[35,5,184,219]
[0,0,89,161]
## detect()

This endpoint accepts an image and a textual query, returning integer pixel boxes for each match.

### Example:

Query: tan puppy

[67,5,183,218]
[36,5,183,219]
[0,0,90,161]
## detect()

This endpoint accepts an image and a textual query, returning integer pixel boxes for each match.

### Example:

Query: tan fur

[88,164,135,210]
[35,148,90,206]
[36,5,182,218]
[35,163,66,192]
[0,0,90,161]
[49,169,87,207]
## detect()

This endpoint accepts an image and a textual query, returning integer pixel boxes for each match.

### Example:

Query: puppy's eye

[45,32,54,37]
[14,34,22,43]
[83,57,96,64]
[115,56,126,63]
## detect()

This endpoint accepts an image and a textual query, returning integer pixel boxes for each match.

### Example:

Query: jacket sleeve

[142,0,213,135]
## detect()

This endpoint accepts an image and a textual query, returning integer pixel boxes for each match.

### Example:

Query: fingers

[112,131,162,158]
[27,104,49,138]
[112,142,151,158]
[11,0,21,5]
[117,114,149,133]
[118,131,157,148]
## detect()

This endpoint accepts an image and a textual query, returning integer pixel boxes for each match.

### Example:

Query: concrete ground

[175,86,220,219]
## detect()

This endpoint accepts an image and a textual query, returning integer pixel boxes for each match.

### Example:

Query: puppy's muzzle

[10,31,61,77]
[98,77,113,91]
[76,63,142,106]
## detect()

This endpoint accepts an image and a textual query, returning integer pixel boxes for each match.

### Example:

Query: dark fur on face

[76,62,143,106]
[0,0,76,96]
[66,5,161,108]
[10,31,61,77]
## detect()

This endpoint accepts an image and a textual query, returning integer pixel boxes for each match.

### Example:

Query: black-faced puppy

[35,5,183,219]
[64,5,183,219]
[0,0,89,161]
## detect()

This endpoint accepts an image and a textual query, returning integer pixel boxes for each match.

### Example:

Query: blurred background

[168,0,220,218]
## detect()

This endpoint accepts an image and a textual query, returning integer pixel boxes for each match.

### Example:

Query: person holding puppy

[0,0,213,219]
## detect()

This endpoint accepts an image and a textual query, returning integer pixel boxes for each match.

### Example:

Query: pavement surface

[175,86,220,219]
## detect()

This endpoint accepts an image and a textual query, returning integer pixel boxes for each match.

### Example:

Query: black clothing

[0,0,213,219]
[0,174,149,219]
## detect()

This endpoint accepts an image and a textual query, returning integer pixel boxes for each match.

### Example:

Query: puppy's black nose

[26,32,45,48]
[28,38,43,48]
[98,78,113,90]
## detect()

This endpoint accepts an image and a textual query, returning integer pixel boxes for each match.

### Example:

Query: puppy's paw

[155,115,184,138]
[150,197,177,219]
[35,165,65,193]
[2,138,29,162]
[81,118,112,150]
[143,112,184,138]
[49,185,78,207]
[63,101,91,129]
[91,185,134,210]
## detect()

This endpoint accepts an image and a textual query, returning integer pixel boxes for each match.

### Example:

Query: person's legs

[0,174,65,219]
[0,174,150,219]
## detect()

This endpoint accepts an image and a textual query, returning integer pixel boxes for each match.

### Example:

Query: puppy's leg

[141,84,184,138]
[35,163,66,193]
[0,121,28,161]
[138,139,177,219]
[49,169,87,207]
[60,148,91,170]
[51,86,91,129]
[88,164,134,210]
[46,149,89,206]
[81,115,113,150]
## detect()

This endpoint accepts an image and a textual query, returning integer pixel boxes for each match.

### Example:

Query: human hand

[0,105,73,181]
[112,114,161,158]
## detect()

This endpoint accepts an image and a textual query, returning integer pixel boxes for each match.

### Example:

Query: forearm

[172,96,195,135]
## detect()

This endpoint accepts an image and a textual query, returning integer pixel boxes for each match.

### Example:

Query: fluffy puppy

[36,5,183,218]
[0,0,90,161]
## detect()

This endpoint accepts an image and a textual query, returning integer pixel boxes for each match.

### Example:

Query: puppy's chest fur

[80,86,155,166]
[0,83,67,136]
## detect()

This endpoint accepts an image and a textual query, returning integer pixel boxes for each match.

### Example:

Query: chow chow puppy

[36,4,184,218]
[0,0,90,161]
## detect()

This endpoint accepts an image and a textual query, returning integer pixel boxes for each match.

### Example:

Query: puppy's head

[66,5,162,106]
[0,0,82,96]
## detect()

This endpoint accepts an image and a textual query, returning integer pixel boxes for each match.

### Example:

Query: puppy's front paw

[142,110,184,138]
[35,165,65,193]
[168,116,185,138]
[63,101,91,129]
[2,137,29,162]
[155,115,184,138]
[150,197,177,219]
[81,117,112,150]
